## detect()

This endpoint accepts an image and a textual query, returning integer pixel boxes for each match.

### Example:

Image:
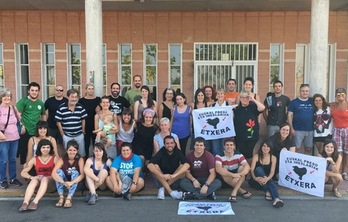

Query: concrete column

[85,0,103,97]
[309,0,329,97]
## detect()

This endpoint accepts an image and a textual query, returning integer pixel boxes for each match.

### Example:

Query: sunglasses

[336,93,345,97]
[56,89,64,92]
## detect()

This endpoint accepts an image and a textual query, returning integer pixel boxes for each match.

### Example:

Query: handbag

[12,106,25,135]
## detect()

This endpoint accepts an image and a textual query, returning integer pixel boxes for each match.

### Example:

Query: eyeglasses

[56,89,64,92]
[336,93,345,97]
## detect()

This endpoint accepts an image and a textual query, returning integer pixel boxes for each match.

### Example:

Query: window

[169,44,182,94]
[0,44,4,88]
[144,44,157,99]
[269,44,284,91]
[15,44,30,99]
[119,44,132,96]
[42,43,56,99]
[103,44,107,94]
[68,44,81,93]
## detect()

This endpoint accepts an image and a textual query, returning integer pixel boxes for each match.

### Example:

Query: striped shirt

[55,102,87,137]
[215,152,246,172]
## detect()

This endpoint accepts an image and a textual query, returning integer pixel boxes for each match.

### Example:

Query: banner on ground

[178,201,235,215]
[278,150,326,197]
[192,107,235,140]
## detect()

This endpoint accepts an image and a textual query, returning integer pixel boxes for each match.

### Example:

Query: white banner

[192,107,235,140]
[178,201,235,215]
[279,150,326,197]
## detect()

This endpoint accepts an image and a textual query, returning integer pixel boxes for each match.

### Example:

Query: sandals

[240,191,252,199]
[64,198,72,208]
[55,195,65,207]
[265,192,272,201]
[273,198,284,208]
[228,195,237,202]
[333,189,342,198]
[342,172,348,181]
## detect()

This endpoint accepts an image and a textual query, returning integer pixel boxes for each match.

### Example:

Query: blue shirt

[111,154,143,178]
[288,98,314,131]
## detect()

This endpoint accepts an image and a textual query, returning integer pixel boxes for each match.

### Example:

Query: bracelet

[192,179,196,183]
[132,181,137,185]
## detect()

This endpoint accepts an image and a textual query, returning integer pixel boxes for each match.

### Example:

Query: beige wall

[0,10,348,102]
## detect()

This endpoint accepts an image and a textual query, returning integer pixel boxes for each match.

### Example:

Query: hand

[129,183,137,192]
[200,184,208,195]
[232,173,242,178]
[192,180,201,189]
[163,174,172,181]
[0,133,6,140]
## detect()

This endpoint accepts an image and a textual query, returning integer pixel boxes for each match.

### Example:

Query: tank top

[172,105,190,139]
[255,157,272,176]
[162,102,172,120]
[331,107,348,128]
[35,156,55,177]
[117,120,135,143]
[91,157,109,175]
[61,157,80,181]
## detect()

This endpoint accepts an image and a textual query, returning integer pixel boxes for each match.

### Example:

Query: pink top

[0,105,20,141]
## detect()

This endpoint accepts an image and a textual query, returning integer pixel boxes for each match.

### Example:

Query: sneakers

[273,198,284,208]
[170,190,183,200]
[182,192,196,201]
[18,202,28,212]
[88,194,98,205]
[123,191,132,201]
[207,191,216,200]
[27,202,38,211]
[84,191,91,202]
[0,181,9,189]
[157,187,165,200]
[10,179,23,187]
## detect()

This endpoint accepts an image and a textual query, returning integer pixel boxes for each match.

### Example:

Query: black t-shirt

[264,94,290,126]
[150,147,187,174]
[78,97,101,129]
[268,132,295,159]
[44,96,68,129]
[108,95,131,116]
[233,103,261,141]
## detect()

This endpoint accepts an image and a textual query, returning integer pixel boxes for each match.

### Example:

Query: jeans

[55,169,79,197]
[211,138,224,156]
[180,177,222,199]
[249,166,279,199]
[0,140,19,182]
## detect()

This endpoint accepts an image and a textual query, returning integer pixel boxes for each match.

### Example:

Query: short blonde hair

[239,90,250,98]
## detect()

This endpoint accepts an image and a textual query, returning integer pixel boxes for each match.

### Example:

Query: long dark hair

[162,87,176,104]
[320,140,339,162]
[257,139,273,161]
[35,139,55,156]
[63,139,80,160]
[141,85,155,108]
[93,142,108,163]
[193,88,207,107]
[312,93,329,111]
[276,123,293,147]
[34,120,50,137]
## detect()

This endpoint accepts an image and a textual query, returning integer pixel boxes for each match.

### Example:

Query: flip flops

[265,192,272,201]
[228,195,237,202]
[240,191,252,199]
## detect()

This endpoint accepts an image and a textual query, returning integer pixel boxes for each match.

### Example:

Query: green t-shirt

[125,89,141,106]
[16,97,45,135]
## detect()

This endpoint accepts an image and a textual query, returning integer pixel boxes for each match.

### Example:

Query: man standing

[287,84,314,154]
[125,75,142,107]
[55,88,87,157]
[16,82,46,165]
[215,138,252,202]
[108,82,130,116]
[148,135,190,200]
[180,137,221,200]
[44,85,68,145]
[224,78,239,105]
[263,80,290,137]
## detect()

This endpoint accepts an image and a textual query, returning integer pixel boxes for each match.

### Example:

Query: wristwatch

[106,131,109,135]
[204,183,209,187]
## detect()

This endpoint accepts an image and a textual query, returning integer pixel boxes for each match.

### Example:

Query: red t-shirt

[186,151,215,178]
[35,156,55,177]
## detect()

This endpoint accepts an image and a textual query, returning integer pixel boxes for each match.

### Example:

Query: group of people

[0,75,346,212]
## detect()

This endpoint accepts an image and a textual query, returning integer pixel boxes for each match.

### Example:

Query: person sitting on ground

[51,139,85,208]
[215,138,252,202]
[106,142,144,200]
[180,137,221,200]
[19,139,58,211]
[93,114,117,148]
[318,140,343,198]
[84,142,112,205]
[148,135,190,200]
[249,139,284,208]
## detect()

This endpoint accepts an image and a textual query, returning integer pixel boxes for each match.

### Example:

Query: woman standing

[78,83,101,157]
[26,120,58,164]
[134,85,157,123]
[116,108,136,154]
[84,142,112,204]
[331,88,348,181]
[19,139,58,211]
[203,85,216,106]
[153,117,180,154]
[158,87,175,120]
[0,88,22,189]
[95,96,118,159]
[234,90,265,160]
[132,109,158,167]
[171,93,191,155]
[249,140,284,208]
[242,77,260,102]
[313,94,332,154]
[52,139,85,208]
[106,142,145,200]
[318,140,343,197]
